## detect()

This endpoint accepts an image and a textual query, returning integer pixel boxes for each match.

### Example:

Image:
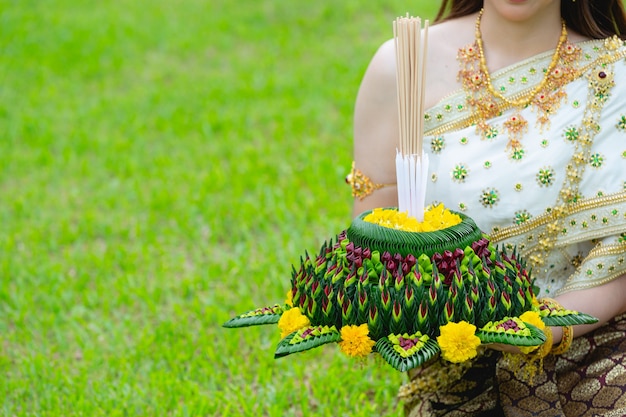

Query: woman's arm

[553,273,626,341]
[352,39,399,218]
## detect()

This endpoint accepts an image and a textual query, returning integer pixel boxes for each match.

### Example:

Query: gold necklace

[474,9,568,108]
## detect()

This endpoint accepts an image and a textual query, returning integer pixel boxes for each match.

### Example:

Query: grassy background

[0,1,438,415]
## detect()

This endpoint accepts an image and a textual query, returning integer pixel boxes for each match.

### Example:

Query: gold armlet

[345,161,395,200]
[539,297,574,355]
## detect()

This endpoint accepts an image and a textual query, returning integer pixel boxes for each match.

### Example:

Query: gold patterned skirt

[402,314,626,417]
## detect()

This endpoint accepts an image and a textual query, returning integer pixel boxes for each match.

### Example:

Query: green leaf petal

[476,322,546,346]
[223,305,285,328]
[542,312,598,326]
[375,337,440,372]
[274,326,341,358]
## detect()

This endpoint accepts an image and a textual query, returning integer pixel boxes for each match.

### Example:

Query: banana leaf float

[224,206,597,372]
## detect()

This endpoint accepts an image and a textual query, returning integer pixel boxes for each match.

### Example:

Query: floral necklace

[458,10,582,157]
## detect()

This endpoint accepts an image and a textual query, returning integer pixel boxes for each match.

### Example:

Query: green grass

[0,1,439,415]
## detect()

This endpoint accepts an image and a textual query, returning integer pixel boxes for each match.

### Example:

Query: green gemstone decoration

[480,188,500,208]
[452,164,469,182]
[486,127,499,139]
[589,153,604,168]
[431,137,445,153]
[617,115,626,131]
[511,149,525,160]
[515,210,532,225]
[564,126,580,142]
[537,168,555,187]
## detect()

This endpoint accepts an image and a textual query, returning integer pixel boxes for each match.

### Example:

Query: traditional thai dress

[401,36,626,417]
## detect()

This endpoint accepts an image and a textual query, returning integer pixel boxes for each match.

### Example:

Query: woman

[350,0,626,415]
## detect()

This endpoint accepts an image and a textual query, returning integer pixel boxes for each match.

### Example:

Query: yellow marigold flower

[285,290,293,307]
[423,203,462,230]
[363,204,461,232]
[519,311,545,330]
[437,321,481,363]
[518,311,546,354]
[278,307,310,339]
[339,324,375,358]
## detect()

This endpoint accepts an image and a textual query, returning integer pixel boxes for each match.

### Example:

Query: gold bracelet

[345,162,395,200]
[551,324,573,355]
[539,297,574,355]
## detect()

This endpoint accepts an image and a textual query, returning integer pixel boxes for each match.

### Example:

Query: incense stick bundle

[393,15,429,221]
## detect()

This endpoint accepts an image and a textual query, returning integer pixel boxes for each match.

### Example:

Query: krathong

[223,204,597,372]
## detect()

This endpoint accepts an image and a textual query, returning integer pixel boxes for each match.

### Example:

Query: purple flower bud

[394,253,403,264]
[393,301,402,317]
[405,254,417,269]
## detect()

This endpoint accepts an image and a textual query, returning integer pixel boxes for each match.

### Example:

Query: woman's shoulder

[362,13,483,109]
[427,14,477,50]
[424,15,477,108]
[368,14,477,72]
